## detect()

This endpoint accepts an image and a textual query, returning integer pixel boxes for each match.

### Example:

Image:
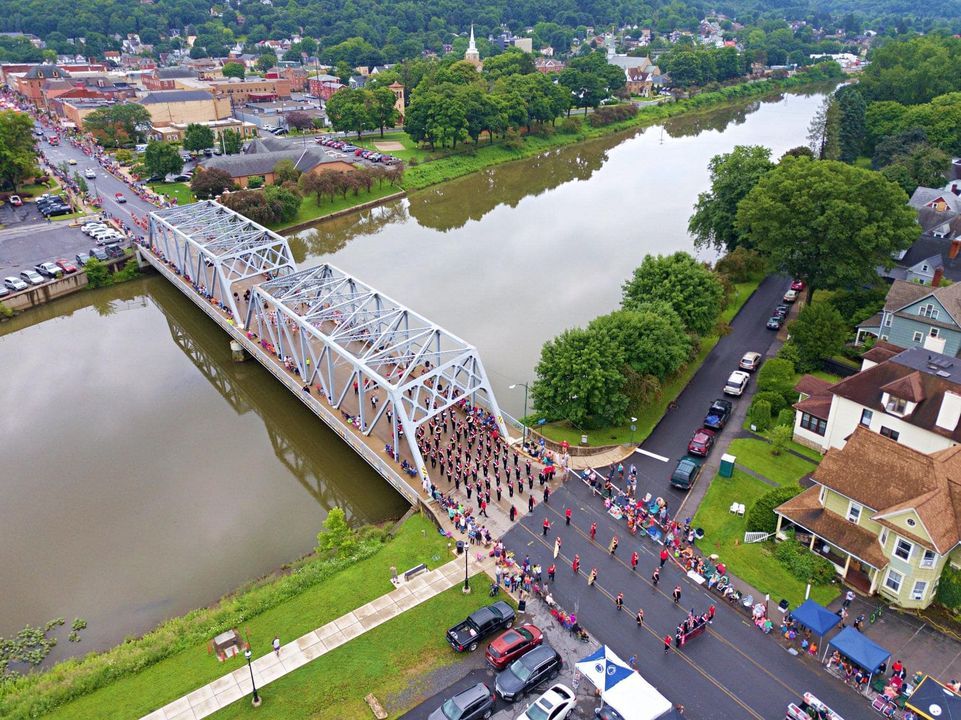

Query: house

[199,136,355,187]
[880,185,961,285]
[208,78,292,103]
[149,117,258,144]
[138,90,232,126]
[142,66,197,91]
[534,58,566,73]
[308,75,344,100]
[857,280,961,356]
[15,65,72,106]
[775,426,961,608]
[792,345,961,455]
[606,54,661,95]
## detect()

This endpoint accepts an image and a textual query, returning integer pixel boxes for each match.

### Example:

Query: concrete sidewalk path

[141,557,471,720]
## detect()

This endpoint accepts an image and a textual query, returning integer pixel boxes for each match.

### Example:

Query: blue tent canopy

[790,599,840,638]
[827,627,891,674]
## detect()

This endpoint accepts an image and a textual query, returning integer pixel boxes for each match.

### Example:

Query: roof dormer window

[885,396,908,415]
[919,304,939,319]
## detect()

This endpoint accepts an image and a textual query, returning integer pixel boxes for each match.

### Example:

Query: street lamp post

[508,382,530,439]
[463,542,470,593]
[244,649,262,707]
[630,416,638,445]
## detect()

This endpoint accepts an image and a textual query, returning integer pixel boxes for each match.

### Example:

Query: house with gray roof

[858,279,961,357]
[199,142,355,187]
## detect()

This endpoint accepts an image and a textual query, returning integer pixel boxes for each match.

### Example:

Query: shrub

[937,564,961,610]
[749,399,772,431]
[247,175,264,189]
[746,485,803,533]
[503,128,523,150]
[753,390,787,415]
[774,540,836,585]
[83,258,111,288]
[0,301,12,318]
[715,246,768,282]
[769,424,794,456]
[757,357,796,396]
[587,103,638,127]
[776,408,796,427]
[559,117,582,134]
[112,259,139,283]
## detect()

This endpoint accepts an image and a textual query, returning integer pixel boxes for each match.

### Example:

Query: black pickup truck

[447,601,516,652]
[703,399,734,430]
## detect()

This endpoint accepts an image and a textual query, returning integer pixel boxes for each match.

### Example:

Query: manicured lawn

[149,182,195,205]
[539,278,762,447]
[210,573,498,719]
[727,438,817,486]
[44,515,451,720]
[740,422,824,463]
[273,183,402,230]
[50,210,88,221]
[352,131,431,163]
[693,469,838,608]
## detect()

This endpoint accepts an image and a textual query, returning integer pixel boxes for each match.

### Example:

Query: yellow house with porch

[775,426,961,608]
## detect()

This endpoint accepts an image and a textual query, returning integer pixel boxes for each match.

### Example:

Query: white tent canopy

[575,645,673,720]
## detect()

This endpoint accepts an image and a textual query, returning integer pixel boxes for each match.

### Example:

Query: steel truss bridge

[144,200,509,505]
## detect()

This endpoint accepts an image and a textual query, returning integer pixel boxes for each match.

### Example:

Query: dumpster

[719,453,735,478]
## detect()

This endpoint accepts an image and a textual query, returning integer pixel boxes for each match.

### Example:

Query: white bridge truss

[245,263,510,484]
[149,200,296,323]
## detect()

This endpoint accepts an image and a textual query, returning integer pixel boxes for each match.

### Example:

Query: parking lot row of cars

[766,279,804,330]
[316,137,399,164]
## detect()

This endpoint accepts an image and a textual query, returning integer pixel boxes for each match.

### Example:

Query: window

[860,409,873,427]
[880,426,900,441]
[819,486,826,504]
[920,304,940,319]
[931,327,940,338]
[880,529,889,546]
[884,314,892,327]
[881,334,889,340]
[922,264,930,273]
[906,518,916,527]
[911,580,927,601]
[921,549,937,568]
[894,537,913,561]
[913,331,924,342]
[886,396,908,414]
[847,502,862,523]
[885,568,903,593]
[800,413,827,436]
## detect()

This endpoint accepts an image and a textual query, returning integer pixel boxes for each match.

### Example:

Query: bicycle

[869,604,885,624]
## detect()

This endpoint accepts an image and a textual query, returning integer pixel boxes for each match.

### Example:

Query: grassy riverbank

[538,277,761,447]
[2,514,450,720]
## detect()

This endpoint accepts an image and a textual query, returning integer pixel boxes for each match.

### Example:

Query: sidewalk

[141,556,478,720]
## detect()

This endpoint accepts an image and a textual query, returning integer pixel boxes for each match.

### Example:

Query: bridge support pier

[230,340,246,362]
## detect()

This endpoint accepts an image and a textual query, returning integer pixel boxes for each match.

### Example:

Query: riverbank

[0,515,448,720]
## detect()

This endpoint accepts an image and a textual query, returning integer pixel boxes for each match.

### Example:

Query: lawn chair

[737,504,746,516]
[730,502,739,514]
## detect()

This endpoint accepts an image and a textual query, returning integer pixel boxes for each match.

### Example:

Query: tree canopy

[587,306,693,381]
[787,302,848,372]
[688,145,774,253]
[83,103,151,148]
[142,141,183,179]
[190,167,235,199]
[0,110,39,191]
[182,123,214,152]
[735,156,918,301]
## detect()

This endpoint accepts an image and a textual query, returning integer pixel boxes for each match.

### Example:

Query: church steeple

[464,24,481,67]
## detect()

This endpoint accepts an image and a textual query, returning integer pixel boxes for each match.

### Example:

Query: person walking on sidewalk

[272,636,281,657]
[659,547,669,568]
[589,521,597,541]
[673,585,682,604]
[631,550,639,571]
[509,505,517,522]
[651,567,660,586]
[609,535,619,556]
[636,608,644,627]
[843,590,855,609]
[565,507,572,525]
[588,568,598,587]
[616,592,624,611]
[543,486,550,503]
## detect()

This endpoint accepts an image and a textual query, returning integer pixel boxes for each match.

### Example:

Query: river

[0,85,831,661]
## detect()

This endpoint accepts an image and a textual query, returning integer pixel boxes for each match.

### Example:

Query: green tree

[190,168,235,199]
[558,69,606,115]
[221,61,245,80]
[736,157,919,303]
[621,252,725,336]
[689,145,775,253]
[835,85,866,162]
[482,48,535,81]
[83,103,151,148]
[114,149,134,165]
[182,123,214,152]
[0,110,39,191]
[769,424,794,456]
[284,111,313,131]
[369,87,400,138]
[256,52,278,73]
[315,507,356,558]
[881,143,951,194]
[808,97,840,160]
[587,306,692,381]
[325,88,373,139]
[531,326,629,428]
[787,302,848,372]
[83,257,111,288]
[142,141,183,179]
[221,129,243,155]
[263,184,301,223]
[272,159,301,185]
[757,357,796,397]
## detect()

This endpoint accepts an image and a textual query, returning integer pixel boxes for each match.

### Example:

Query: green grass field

[538,279,762,447]
[41,515,450,720]
[727,438,817,486]
[210,574,497,719]
[273,183,402,230]
[352,132,431,163]
[149,182,195,205]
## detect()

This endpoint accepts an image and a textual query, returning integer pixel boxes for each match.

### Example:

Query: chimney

[951,239,961,260]
[933,266,945,287]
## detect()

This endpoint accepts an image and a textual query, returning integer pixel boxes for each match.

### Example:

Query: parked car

[427,682,495,720]
[171,173,191,182]
[4,276,28,291]
[766,316,783,330]
[84,168,96,179]
[739,352,762,372]
[56,258,78,273]
[89,247,109,261]
[83,223,108,236]
[703,399,733,430]
[20,269,44,285]
[790,279,806,292]
[448,601,516,652]
[485,624,543,670]
[773,305,789,320]
[688,427,717,457]
[783,289,799,303]
[102,241,124,258]
[0,284,8,298]
[8,194,21,206]
[495,644,562,702]
[67,158,77,165]
[515,683,576,720]
[723,370,751,396]
[670,456,703,490]
[114,192,126,203]
[75,253,91,267]
[34,262,61,278]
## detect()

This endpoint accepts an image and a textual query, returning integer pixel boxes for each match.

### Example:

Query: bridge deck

[136,243,563,538]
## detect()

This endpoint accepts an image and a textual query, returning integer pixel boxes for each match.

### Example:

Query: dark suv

[428,682,495,720]
[495,644,562,702]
